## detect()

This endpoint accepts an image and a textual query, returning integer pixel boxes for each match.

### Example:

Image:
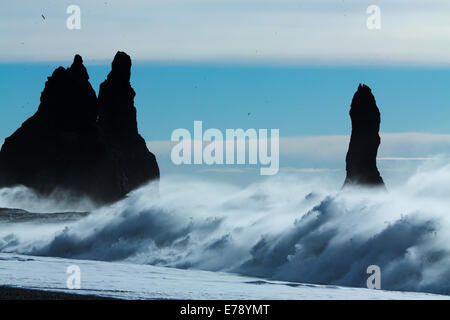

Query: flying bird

[41,14,45,20]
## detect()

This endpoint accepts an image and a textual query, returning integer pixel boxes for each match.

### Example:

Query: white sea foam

[1,162,450,295]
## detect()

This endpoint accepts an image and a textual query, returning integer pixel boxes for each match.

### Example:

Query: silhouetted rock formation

[343,84,385,188]
[97,51,160,197]
[0,52,159,203]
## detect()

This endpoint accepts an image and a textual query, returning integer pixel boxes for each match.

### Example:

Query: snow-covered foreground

[0,253,448,300]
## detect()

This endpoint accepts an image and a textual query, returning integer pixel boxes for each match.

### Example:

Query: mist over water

[0,186,96,213]
[1,162,450,295]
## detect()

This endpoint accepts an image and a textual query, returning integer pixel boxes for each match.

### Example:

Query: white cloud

[148,132,450,164]
[1,0,449,65]
[197,168,249,173]
[377,157,435,161]
[147,132,450,186]
[278,167,338,173]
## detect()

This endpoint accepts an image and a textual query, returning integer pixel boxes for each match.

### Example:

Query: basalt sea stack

[0,52,159,203]
[343,84,385,188]
[97,51,160,198]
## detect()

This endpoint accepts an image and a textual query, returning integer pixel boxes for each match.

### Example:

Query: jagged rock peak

[97,51,160,194]
[0,52,160,204]
[68,54,89,81]
[108,51,132,82]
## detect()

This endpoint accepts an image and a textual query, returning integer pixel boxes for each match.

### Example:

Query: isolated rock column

[343,84,385,188]
[97,51,160,196]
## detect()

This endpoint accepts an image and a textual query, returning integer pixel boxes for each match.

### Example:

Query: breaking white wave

[0,185,96,213]
[2,162,450,295]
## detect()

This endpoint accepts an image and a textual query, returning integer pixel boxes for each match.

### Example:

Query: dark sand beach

[0,286,115,300]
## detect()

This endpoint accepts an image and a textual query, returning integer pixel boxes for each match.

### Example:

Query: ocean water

[2,161,450,297]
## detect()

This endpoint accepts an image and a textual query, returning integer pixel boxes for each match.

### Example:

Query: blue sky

[1,64,450,142]
[2,62,449,187]
[1,0,450,185]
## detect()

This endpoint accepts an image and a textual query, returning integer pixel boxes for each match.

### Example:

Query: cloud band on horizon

[1,0,449,66]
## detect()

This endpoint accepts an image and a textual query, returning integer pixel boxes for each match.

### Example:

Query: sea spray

[1,163,450,294]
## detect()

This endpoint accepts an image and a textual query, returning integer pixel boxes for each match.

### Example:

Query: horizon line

[1,58,450,69]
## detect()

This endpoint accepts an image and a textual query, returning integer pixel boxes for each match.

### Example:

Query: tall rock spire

[0,52,159,204]
[97,51,160,196]
[343,84,385,188]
